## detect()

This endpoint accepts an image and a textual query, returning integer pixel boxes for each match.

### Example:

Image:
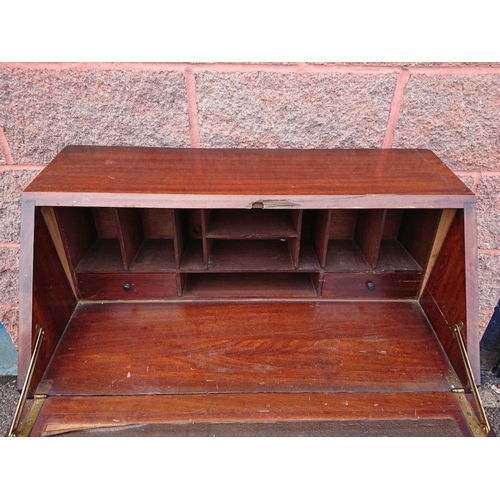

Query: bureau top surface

[24,146,472,199]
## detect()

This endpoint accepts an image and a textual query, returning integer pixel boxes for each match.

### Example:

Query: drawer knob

[366,281,375,291]
[123,283,132,292]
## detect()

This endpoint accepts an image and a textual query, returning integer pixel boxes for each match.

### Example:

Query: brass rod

[453,321,491,436]
[9,325,45,437]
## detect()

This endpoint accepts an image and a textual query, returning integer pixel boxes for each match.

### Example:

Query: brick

[0,246,19,304]
[476,176,500,249]
[0,69,190,164]
[394,74,500,171]
[478,253,500,310]
[0,305,18,347]
[196,72,397,148]
[456,174,476,191]
[479,309,493,340]
[0,169,40,243]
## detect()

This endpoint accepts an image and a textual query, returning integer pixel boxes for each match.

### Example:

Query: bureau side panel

[20,207,78,394]
[419,209,473,386]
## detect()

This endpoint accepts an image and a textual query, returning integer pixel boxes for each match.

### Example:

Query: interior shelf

[129,239,176,272]
[58,206,440,298]
[75,238,124,273]
[324,240,371,272]
[375,240,422,272]
[206,209,299,239]
[182,272,319,298]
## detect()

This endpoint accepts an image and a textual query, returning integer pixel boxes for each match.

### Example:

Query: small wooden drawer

[77,273,178,300]
[321,272,422,299]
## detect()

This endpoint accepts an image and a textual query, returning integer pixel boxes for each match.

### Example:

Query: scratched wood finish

[24,146,473,197]
[29,391,473,437]
[40,301,456,397]
[17,146,481,435]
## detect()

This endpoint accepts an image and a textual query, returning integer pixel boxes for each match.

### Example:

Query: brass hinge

[9,324,46,437]
[452,321,491,437]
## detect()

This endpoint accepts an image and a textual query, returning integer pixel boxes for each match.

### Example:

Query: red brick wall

[1,62,499,345]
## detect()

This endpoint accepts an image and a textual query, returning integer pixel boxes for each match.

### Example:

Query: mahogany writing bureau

[11,146,491,437]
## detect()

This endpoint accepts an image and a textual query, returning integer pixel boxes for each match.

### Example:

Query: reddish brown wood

[186,209,203,239]
[321,272,422,299]
[325,240,371,272]
[288,210,303,268]
[128,239,176,272]
[398,209,441,269]
[116,208,144,269]
[311,209,331,268]
[41,301,455,396]
[201,209,211,269]
[17,146,481,436]
[419,210,468,386]
[182,273,317,298]
[140,208,173,238]
[77,273,178,300]
[56,207,97,269]
[208,240,294,271]
[206,209,298,238]
[29,208,78,394]
[30,391,473,437]
[75,239,123,272]
[93,207,119,238]
[25,147,473,198]
[40,208,78,297]
[375,240,421,272]
[180,240,320,272]
[173,209,187,270]
[382,209,403,239]
[355,209,386,268]
[329,209,359,239]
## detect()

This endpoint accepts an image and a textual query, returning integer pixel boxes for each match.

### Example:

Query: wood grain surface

[40,301,456,397]
[29,391,473,437]
[25,146,473,198]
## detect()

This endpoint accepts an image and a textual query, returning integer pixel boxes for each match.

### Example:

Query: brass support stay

[9,325,46,437]
[452,321,491,437]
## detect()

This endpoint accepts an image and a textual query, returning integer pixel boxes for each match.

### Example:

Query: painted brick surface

[0,306,18,348]
[196,72,397,148]
[476,176,500,249]
[394,74,500,171]
[0,169,40,243]
[0,246,19,304]
[479,253,500,310]
[0,69,191,164]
